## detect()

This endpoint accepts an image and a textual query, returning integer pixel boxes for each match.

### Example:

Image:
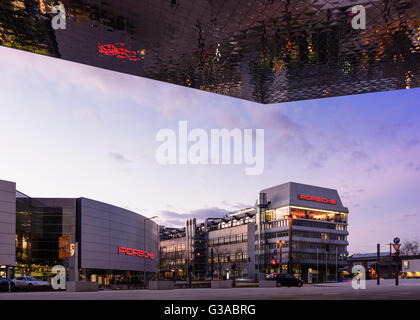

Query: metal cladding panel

[260,183,290,209]
[289,183,348,213]
[261,182,348,213]
[80,198,159,272]
[0,179,16,265]
[247,222,256,278]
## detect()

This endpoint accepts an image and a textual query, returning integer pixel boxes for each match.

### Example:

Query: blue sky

[0,46,419,254]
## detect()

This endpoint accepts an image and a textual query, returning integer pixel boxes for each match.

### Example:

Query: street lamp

[283,214,294,275]
[144,216,158,289]
[276,240,286,273]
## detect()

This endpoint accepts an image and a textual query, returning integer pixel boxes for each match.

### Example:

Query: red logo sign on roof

[299,194,337,205]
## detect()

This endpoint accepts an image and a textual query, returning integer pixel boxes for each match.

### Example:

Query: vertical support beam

[288,217,293,275]
[316,248,319,284]
[395,250,399,286]
[377,243,380,285]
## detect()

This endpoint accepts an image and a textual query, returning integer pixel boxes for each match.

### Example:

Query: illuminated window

[264,211,273,222]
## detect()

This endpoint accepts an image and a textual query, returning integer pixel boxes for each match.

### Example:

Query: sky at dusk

[0,46,419,254]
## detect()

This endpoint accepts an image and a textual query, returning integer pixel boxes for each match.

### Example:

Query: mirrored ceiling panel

[0,0,419,103]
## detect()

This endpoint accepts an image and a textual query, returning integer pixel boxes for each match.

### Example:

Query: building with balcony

[256,182,349,282]
[159,182,349,282]
[160,210,256,281]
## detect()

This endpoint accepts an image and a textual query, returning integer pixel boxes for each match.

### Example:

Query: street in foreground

[0,279,419,300]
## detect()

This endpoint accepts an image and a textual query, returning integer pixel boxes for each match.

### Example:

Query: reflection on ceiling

[0,0,419,103]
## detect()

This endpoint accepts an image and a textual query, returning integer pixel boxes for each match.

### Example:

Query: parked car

[0,278,12,292]
[12,276,50,290]
[266,273,304,287]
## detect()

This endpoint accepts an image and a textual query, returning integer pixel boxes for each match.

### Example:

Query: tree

[234,248,247,278]
[400,239,420,256]
[211,246,227,279]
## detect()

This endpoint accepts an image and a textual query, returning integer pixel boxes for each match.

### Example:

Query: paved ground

[0,279,419,300]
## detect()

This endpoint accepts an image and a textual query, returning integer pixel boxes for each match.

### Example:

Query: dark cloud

[404,137,419,149]
[351,150,369,162]
[366,164,381,175]
[108,152,129,162]
[220,200,252,210]
[308,151,328,169]
[250,107,313,158]
[159,207,230,227]
[406,161,420,172]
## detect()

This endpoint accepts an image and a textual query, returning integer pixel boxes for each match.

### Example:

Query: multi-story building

[256,182,349,282]
[206,208,256,280]
[160,208,256,281]
[0,179,160,288]
[160,182,349,282]
[159,227,188,280]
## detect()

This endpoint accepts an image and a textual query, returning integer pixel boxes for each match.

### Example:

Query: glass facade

[256,203,349,281]
[14,198,76,279]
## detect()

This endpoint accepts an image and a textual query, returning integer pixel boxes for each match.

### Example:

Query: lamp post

[144,216,158,289]
[284,215,293,275]
[276,240,286,274]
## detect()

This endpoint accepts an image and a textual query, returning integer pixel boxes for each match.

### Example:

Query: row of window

[208,233,248,247]
[290,242,347,251]
[258,242,290,250]
[161,243,186,253]
[265,231,289,239]
[293,219,346,231]
[208,252,249,263]
[160,259,186,268]
[290,253,347,261]
[261,219,289,230]
[208,217,255,231]
[293,231,347,241]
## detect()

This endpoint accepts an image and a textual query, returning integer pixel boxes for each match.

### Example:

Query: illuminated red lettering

[118,246,127,254]
[299,194,336,205]
[118,246,154,259]
[97,42,145,62]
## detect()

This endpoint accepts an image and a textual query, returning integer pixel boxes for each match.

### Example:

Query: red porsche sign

[118,246,154,260]
[299,194,337,205]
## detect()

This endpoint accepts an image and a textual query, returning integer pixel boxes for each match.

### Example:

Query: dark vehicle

[0,278,12,292]
[266,273,304,287]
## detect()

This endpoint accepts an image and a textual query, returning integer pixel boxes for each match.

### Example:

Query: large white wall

[0,179,16,266]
